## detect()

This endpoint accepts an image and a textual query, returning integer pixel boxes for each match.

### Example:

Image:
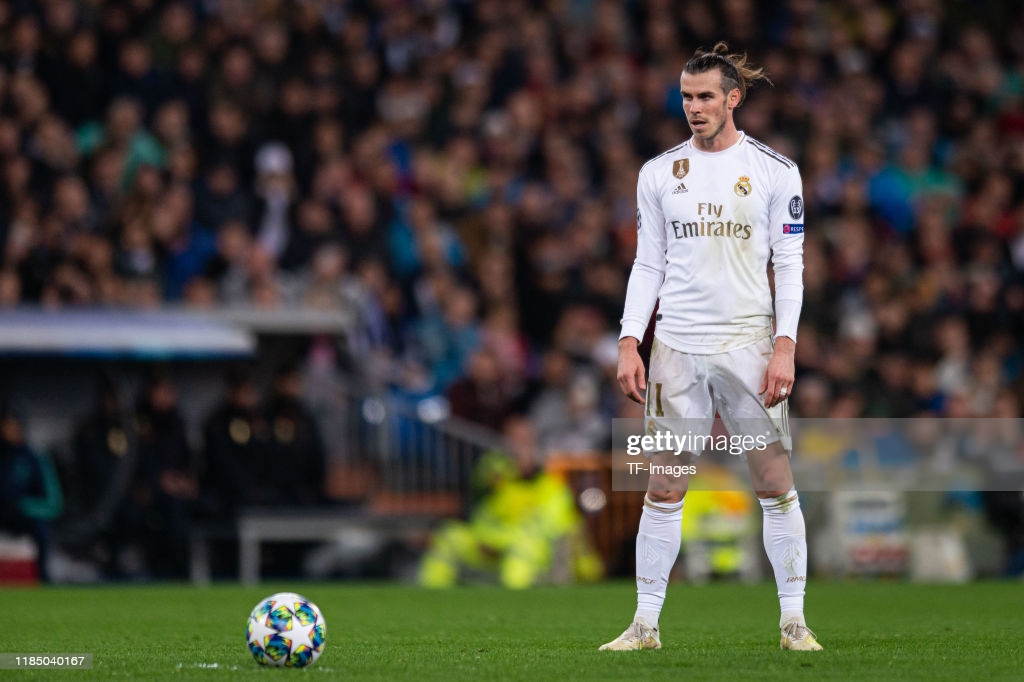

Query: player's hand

[617,338,647,404]
[760,337,795,408]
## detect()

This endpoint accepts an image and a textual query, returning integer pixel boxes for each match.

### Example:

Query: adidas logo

[672,183,687,194]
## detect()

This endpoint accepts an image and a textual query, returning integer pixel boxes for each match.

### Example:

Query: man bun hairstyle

[684,42,771,105]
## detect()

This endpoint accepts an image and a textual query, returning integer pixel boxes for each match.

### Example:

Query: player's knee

[646,489,685,504]
[750,459,792,497]
[753,471,792,497]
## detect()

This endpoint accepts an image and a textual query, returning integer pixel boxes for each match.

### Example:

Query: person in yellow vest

[680,465,757,581]
[419,416,602,588]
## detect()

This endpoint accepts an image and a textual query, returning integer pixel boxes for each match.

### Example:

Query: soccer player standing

[600,43,822,652]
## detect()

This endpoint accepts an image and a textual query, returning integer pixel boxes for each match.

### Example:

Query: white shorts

[644,335,791,455]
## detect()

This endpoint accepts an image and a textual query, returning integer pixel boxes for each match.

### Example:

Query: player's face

[680,69,739,145]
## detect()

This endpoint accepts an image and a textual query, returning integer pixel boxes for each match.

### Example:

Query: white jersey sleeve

[768,165,805,341]
[619,165,667,342]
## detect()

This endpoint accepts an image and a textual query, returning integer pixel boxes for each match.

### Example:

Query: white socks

[759,488,807,624]
[631,490,808,631]
[634,495,683,628]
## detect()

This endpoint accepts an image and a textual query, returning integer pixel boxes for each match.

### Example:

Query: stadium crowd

[3,1,1024,578]
[3,0,1024,435]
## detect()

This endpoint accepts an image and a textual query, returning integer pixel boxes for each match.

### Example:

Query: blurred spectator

[195,159,251,232]
[252,141,296,261]
[203,218,253,304]
[71,379,131,575]
[264,361,327,507]
[76,97,164,189]
[133,368,197,579]
[388,197,466,282]
[524,348,571,408]
[534,371,610,454]
[447,347,514,431]
[201,366,268,519]
[280,198,339,272]
[418,416,602,588]
[415,281,481,390]
[0,401,62,582]
[300,244,360,311]
[982,491,1024,577]
[153,183,216,300]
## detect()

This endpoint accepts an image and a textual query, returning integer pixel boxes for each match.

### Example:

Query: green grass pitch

[1,582,1022,680]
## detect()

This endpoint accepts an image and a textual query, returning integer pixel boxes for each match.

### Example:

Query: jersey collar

[688,131,746,156]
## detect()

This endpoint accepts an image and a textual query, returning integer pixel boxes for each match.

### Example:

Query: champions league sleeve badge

[788,195,804,219]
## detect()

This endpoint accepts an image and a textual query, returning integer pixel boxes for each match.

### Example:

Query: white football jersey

[620,132,805,354]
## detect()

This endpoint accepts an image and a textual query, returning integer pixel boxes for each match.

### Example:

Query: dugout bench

[190,493,462,585]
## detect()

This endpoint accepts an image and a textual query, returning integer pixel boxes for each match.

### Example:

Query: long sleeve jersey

[620,132,805,353]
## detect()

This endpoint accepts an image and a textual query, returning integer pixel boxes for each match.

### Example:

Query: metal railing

[317,378,506,502]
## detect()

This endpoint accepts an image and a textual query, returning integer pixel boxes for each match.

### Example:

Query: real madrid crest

[672,158,689,179]
[734,175,752,197]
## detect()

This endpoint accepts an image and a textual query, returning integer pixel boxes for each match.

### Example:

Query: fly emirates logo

[669,202,752,240]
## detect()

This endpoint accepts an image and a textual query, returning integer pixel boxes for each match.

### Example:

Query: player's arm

[761,165,805,408]
[618,167,667,404]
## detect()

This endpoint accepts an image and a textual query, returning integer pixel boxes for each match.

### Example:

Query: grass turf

[0,582,1021,680]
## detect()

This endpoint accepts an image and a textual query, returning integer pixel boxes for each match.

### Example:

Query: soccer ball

[246,592,327,668]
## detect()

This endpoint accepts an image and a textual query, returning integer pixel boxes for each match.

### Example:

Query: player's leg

[637,457,687,624]
[600,452,686,651]
[746,444,821,650]
[712,338,822,651]
[601,338,710,651]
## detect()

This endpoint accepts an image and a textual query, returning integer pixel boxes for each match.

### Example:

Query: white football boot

[780,616,823,651]
[598,617,661,651]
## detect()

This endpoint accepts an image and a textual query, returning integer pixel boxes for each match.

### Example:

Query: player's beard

[690,102,729,146]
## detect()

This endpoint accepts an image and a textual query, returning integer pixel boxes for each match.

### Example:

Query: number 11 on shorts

[646,383,664,417]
